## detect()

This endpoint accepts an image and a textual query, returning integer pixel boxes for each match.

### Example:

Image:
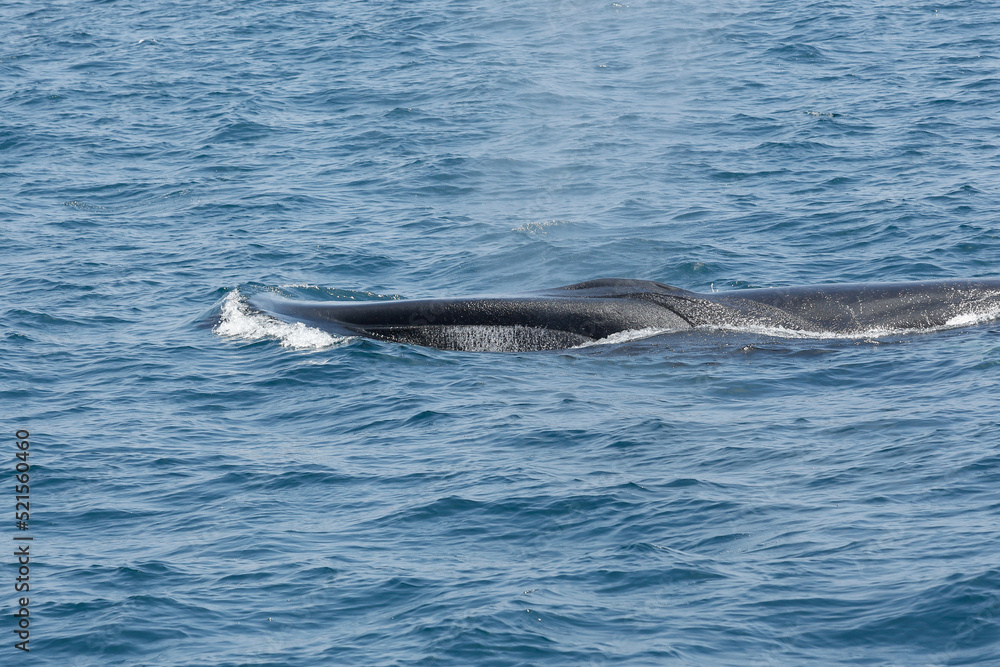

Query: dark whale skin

[246,278,1000,351]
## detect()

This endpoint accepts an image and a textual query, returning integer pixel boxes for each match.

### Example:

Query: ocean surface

[4,0,1000,664]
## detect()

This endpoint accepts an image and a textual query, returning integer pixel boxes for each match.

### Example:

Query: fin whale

[246,278,1000,352]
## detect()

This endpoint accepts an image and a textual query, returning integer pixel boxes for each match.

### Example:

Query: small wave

[213,291,347,350]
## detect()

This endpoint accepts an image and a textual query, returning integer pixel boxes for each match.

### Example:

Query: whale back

[724,280,1000,332]
[248,287,692,351]
[243,278,1000,351]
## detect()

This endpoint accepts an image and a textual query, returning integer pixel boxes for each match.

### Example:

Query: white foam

[580,308,1000,350]
[699,311,1000,340]
[512,219,569,234]
[214,291,347,350]
[577,323,905,349]
[578,327,673,347]
[944,307,1000,328]
[579,323,902,349]
[707,324,890,340]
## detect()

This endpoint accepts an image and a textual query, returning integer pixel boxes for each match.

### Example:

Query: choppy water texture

[4,0,1000,664]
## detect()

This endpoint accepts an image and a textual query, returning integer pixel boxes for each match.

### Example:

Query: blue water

[4,0,1000,664]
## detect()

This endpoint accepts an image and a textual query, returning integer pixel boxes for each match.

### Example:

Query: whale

[246,278,1000,352]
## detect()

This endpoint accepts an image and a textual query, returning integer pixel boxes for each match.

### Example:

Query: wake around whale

[246,278,1000,352]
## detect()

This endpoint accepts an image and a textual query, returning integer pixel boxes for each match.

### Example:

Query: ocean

[3,0,1000,664]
